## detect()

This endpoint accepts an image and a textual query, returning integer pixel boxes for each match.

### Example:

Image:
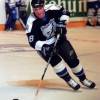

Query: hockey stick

[18,18,26,30]
[34,34,60,99]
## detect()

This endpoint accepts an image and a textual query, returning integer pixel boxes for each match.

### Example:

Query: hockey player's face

[33,6,45,19]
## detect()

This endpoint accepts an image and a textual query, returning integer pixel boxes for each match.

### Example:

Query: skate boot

[86,21,95,26]
[96,22,100,26]
[80,79,96,89]
[67,79,80,90]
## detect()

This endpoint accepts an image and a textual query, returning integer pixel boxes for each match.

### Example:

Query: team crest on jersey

[41,18,56,39]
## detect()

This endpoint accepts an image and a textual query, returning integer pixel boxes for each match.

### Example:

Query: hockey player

[96,0,100,26]
[26,0,96,90]
[86,0,100,26]
[16,0,28,25]
[5,0,17,31]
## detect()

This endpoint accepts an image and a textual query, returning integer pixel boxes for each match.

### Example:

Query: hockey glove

[41,44,54,57]
[56,21,67,36]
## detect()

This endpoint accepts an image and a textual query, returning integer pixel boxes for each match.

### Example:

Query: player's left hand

[56,21,66,36]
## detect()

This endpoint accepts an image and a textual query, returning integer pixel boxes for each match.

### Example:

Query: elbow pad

[60,15,69,23]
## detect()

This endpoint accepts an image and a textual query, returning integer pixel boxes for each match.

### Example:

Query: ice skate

[86,21,95,26]
[80,79,96,89]
[67,79,80,90]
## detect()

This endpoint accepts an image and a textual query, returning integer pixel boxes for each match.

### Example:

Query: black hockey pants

[38,35,79,68]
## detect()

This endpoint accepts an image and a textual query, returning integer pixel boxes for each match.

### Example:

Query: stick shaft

[19,18,26,29]
[34,34,60,97]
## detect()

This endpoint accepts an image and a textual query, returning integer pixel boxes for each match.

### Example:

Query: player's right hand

[41,44,54,57]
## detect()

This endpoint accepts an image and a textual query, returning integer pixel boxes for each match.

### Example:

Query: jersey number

[29,35,34,43]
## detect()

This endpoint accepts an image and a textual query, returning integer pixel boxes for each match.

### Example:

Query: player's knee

[67,58,79,68]
[50,55,62,66]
